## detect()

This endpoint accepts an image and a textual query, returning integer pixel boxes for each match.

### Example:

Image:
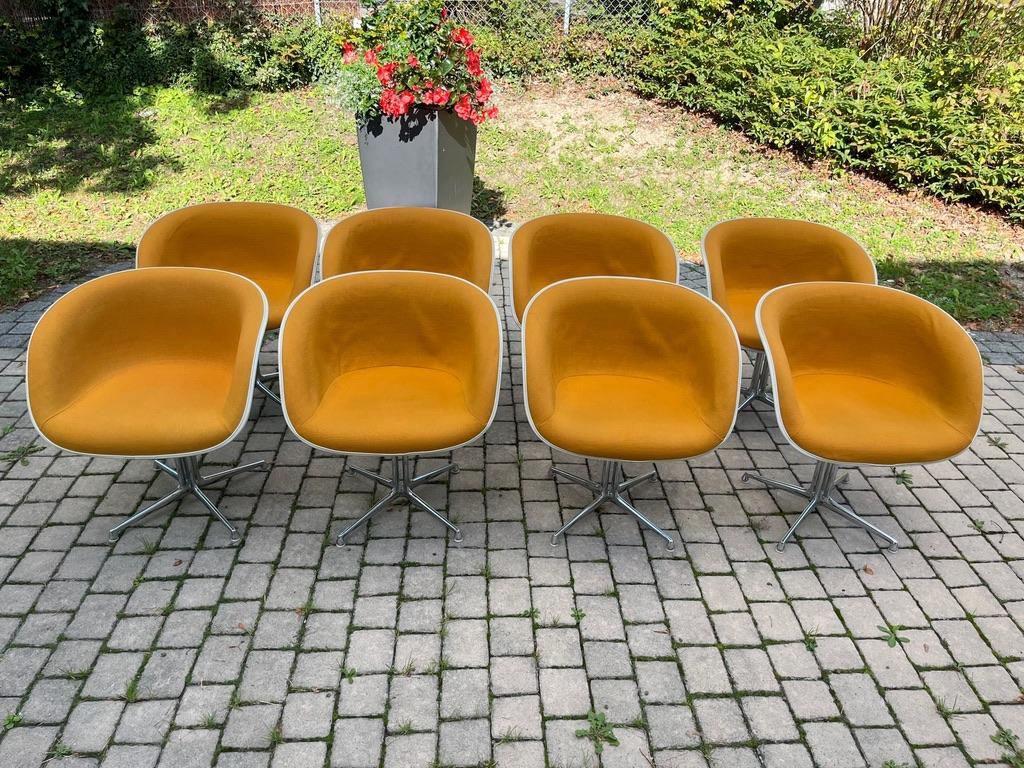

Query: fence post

[313,0,322,26]
[562,0,571,34]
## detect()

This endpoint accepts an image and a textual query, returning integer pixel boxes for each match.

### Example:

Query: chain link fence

[0,0,656,35]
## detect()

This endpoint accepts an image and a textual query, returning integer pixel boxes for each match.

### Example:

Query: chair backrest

[321,207,494,292]
[137,202,318,327]
[757,281,983,460]
[280,270,502,435]
[702,217,876,302]
[27,267,268,454]
[510,213,678,324]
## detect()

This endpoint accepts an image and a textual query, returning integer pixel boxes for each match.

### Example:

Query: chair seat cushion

[786,373,974,465]
[534,374,724,462]
[293,366,486,455]
[37,361,238,457]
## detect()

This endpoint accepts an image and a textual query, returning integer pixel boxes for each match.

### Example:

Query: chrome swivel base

[550,461,674,550]
[255,369,281,403]
[739,350,774,410]
[338,456,462,545]
[108,456,265,544]
[743,461,898,552]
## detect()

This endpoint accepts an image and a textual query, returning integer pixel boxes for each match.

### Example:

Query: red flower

[440,6,448,19]
[451,27,474,47]
[376,61,399,87]
[342,42,358,65]
[407,54,420,68]
[475,77,493,104]
[379,89,416,117]
[454,94,474,121]
[364,49,378,65]
[465,48,483,77]
[422,85,451,106]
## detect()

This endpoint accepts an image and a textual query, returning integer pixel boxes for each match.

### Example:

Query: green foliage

[992,728,1024,768]
[472,0,562,82]
[631,8,1024,220]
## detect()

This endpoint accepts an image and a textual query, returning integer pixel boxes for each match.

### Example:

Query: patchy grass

[2,81,1023,325]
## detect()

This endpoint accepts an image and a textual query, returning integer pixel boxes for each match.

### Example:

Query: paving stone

[156,729,219,768]
[539,667,591,716]
[62,700,124,753]
[114,700,175,744]
[331,718,384,768]
[382,732,435,768]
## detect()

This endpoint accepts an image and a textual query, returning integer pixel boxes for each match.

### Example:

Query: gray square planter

[356,106,477,214]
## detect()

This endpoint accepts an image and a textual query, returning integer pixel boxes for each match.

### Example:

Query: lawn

[2,82,1023,326]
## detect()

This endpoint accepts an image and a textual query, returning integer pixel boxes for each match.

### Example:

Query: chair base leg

[739,350,774,410]
[550,461,673,550]
[109,456,265,545]
[743,461,898,553]
[255,369,281,404]
[337,456,461,546]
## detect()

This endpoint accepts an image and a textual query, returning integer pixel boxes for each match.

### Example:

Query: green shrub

[470,0,563,82]
[631,9,1024,220]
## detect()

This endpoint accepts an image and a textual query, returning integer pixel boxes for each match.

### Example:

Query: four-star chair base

[255,369,281,403]
[743,461,899,553]
[339,456,463,546]
[108,456,265,544]
[550,461,674,550]
[739,351,774,411]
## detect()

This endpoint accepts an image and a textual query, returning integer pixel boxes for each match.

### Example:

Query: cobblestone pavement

[0,248,1022,768]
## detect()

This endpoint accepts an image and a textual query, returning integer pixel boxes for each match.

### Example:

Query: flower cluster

[331,0,497,125]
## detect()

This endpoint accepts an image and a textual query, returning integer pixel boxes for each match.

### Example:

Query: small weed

[396,721,414,735]
[881,762,911,768]
[522,607,541,621]
[877,623,909,648]
[48,742,72,759]
[479,566,493,579]
[201,712,218,729]
[497,727,521,744]
[268,727,284,745]
[0,440,43,465]
[160,601,174,616]
[139,537,159,555]
[803,632,818,653]
[575,710,619,755]
[992,728,1024,768]
[570,608,586,624]
[390,659,415,677]
[59,668,90,680]
[892,468,913,488]
[3,712,22,730]
[987,434,1009,451]
[342,666,357,684]
[972,519,987,533]
[123,678,139,703]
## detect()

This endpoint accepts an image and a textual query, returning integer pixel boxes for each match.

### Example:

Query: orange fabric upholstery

[511,213,678,324]
[280,271,501,455]
[524,277,739,462]
[28,268,267,458]
[702,218,876,348]
[321,207,493,291]
[137,202,318,329]
[758,282,982,465]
